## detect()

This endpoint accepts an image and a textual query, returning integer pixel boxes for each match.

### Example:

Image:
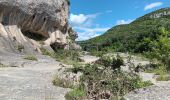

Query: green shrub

[53,76,74,88]
[67,56,153,99]
[0,63,7,67]
[53,50,80,65]
[40,47,54,57]
[111,55,124,70]
[24,55,38,61]
[40,48,81,65]
[156,75,170,81]
[145,63,167,75]
[131,77,153,89]
[65,88,85,100]
[70,64,84,74]
[78,64,153,99]
[16,44,24,52]
[97,56,112,67]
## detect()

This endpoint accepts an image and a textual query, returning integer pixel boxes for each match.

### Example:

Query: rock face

[0,0,77,54]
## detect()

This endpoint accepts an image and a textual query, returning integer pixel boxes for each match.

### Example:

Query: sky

[69,0,170,41]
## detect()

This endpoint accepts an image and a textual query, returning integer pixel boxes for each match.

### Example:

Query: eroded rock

[0,0,77,54]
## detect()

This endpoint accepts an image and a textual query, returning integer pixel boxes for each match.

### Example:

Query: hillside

[0,1,170,99]
[79,8,170,60]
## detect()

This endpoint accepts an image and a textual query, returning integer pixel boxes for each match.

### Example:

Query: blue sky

[69,0,170,41]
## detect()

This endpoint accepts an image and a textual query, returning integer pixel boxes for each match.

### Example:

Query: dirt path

[0,53,69,100]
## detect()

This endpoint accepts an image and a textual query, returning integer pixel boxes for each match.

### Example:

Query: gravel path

[0,53,69,100]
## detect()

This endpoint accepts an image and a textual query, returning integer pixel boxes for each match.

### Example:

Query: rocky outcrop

[0,0,77,54]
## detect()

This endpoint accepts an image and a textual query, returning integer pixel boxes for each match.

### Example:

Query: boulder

[0,0,77,54]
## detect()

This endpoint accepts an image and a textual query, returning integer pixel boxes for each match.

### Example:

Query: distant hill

[79,8,170,55]
[79,8,170,53]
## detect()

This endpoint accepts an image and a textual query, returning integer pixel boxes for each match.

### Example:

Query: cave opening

[50,42,66,52]
[21,30,47,41]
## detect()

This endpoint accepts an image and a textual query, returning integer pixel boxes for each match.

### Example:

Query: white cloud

[70,14,88,25]
[74,27,109,33]
[69,13,109,41]
[69,13,101,27]
[116,19,133,25]
[144,2,163,11]
[76,32,100,41]
[74,27,109,41]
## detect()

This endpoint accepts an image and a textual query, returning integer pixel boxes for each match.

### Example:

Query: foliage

[156,75,170,81]
[66,0,70,5]
[24,55,38,61]
[40,47,54,57]
[52,76,74,88]
[111,55,124,70]
[40,48,80,65]
[79,8,170,69]
[67,56,153,99]
[145,63,167,75]
[54,49,80,65]
[65,88,86,100]
[0,63,7,67]
[69,63,84,74]
[16,44,24,52]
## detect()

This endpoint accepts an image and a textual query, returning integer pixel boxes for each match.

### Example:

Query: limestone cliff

[0,0,77,54]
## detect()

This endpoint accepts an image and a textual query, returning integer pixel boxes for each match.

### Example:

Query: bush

[24,55,38,61]
[65,88,86,100]
[0,63,7,67]
[40,47,54,57]
[156,75,170,81]
[16,44,24,52]
[145,63,167,75]
[40,48,81,65]
[66,55,153,99]
[111,55,124,70]
[70,64,84,74]
[97,56,112,67]
[97,54,124,69]
[53,76,74,88]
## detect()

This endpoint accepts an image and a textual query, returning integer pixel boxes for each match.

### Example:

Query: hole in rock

[21,30,47,41]
[1,16,9,25]
[50,42,66,51]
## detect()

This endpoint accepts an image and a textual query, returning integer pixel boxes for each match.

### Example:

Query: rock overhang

[0,0,78,53]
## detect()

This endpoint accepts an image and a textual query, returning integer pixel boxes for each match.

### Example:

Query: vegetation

[0,63,7,67]
[16,44,24,52]
[156,75,170,81]
[40,47,55,57]
[65,88,86,100]
[52,76,74,88]
[65,56,153,100]
[66,0,70,5]
[40,47,81,65]
[79,8,170,70]
[24,55,38,61]
[145,63,167,75]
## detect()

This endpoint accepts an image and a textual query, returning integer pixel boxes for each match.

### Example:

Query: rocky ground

[125,81,170,100]
[104,53,170,100]
[0,51,70,100]
[0,51,170,100]
[79,55,100,64]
